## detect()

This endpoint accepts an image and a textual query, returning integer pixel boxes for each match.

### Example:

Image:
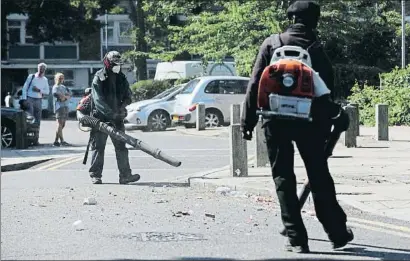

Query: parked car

[1,107,39,148]
[66,88,86,117]
[124,84,186,131]
[171,76,250,128]
[12,87,50,118]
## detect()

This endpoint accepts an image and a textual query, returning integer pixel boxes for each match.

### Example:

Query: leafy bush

[130,80,173,102]
[348,66,410,126]
[174,76,196,85]
[333,64,385,100]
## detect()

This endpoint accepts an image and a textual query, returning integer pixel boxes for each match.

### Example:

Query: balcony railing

[7,43,79,60]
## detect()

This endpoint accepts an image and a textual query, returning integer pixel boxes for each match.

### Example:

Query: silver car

[171,76,250,128]
[125,84,185,131]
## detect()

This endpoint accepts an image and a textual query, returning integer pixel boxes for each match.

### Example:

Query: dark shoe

[91,177,102,184]
[53,141,60,147]
[332,227,354,249]
[285,242,310,253]
[60,141,70,146]
[119,174,141,184]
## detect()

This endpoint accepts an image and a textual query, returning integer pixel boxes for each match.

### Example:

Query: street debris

[205,213,216,219]
[172,210,192,217]
[30,203,47,207]
[215,186,231,195]
[73,220,84,231]
[156,199,169,204]
[254,196,274,203]
[83,198,97,205]
[215,187,249,198]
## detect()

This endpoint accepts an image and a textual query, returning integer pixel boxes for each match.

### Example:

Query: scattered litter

[205,213,216,219]
[196,197,203,199]
[73,220,84,231]
[156,199,169,204]
[172,211,191,217]
[215,187,231,195]
[254,196,274,203]
[253,223,259,227]
[163,185,168,188]
[30,204,46,207]
[83,198,97,205]
[257,208,264,211]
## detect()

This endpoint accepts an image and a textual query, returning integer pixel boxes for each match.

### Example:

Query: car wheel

[205,109,223,128]
[147,110,169,131]
[1,124,15,148]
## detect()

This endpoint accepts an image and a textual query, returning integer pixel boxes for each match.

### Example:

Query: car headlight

[127,107,143,112]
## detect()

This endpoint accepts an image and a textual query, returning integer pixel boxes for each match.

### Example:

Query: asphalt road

[2,121,410,260]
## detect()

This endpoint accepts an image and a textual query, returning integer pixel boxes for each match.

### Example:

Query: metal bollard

[229,124,248,177]
[343,105,357,148]
[230,104,241,125]
[196,103,206,131]
[254,116,269,167]
[349,103,360,136]
[376,104,389,141]
[15,110,28,149]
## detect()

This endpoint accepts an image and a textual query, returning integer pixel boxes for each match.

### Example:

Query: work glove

[333,108,350,132]
[242,127,253,141]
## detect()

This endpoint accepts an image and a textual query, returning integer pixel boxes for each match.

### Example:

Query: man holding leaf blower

[87,50,140,185]
[241,1,353,254]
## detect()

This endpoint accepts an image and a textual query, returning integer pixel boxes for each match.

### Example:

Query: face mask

[112,65,121,74]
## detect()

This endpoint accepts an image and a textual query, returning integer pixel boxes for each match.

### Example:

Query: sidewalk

[188,126,410,222]
[1,120,88,171]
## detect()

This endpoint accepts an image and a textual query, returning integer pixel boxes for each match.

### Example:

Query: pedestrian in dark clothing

[241,1,353,253]
[88,50,140,185]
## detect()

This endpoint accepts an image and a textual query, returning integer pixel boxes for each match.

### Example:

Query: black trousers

[264,120,348,246]
[89,121,132,178]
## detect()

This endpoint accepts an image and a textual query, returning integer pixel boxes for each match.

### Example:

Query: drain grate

[113,232,205,242]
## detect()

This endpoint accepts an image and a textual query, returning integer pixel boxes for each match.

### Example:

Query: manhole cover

[113,232,205,242]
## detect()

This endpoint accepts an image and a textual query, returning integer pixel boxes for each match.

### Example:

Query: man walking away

[241,0,353,253]
[88,51,140,185]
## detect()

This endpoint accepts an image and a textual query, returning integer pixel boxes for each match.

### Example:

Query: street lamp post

[402,0,406,68]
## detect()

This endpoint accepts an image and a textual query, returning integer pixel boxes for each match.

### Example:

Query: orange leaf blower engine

[257,45,327,121]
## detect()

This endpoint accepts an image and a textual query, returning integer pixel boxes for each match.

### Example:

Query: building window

[118,22,132,44]
[102,21,115,44]
[45,69,75,87]
[7,20,22,44]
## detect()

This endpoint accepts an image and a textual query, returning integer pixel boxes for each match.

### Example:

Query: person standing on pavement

[21,63,50,145]
[88,50,140,185]
[241,1,353,253]
[52,73,71,147]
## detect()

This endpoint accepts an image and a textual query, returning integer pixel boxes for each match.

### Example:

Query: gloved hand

[242,127,253,141]
[333,108,350,132]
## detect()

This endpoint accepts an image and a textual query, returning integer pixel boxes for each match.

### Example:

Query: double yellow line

[347,217,410,239]
[36,155,83,171]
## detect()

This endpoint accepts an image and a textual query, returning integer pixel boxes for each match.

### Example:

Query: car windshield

[180,79,200,94]
[152,86,178,99]
[70,89,86,97]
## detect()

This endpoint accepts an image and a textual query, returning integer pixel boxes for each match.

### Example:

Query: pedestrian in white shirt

[4,92,13,107]
[21,63,50,119]
[21,63,50,145]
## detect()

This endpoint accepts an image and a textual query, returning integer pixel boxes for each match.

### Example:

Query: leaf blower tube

[78,112,182,167]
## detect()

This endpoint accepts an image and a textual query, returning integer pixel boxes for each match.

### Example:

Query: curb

[1,158,53,172]
[176,128,228,138]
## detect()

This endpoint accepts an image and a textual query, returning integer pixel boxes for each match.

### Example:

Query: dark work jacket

[91,68,132,122]
[241,24,338,132]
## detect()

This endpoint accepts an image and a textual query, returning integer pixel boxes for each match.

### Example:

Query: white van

[154,61,236,81]
[171,76,250,128]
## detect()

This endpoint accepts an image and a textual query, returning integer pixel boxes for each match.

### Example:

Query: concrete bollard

[230,104,241,125]
[196,103,206,131]
[254,116,269,167]
[229,124,248,177]
[15,110,28,149]
[350,103,360,136]
[376,104,389,141]
[343,105,357,148]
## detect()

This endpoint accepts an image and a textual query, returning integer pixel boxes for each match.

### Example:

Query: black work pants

[264,120,348,246]
[89,121,132,178]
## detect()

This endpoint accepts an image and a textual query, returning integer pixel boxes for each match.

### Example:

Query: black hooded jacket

[241,23,337,132]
